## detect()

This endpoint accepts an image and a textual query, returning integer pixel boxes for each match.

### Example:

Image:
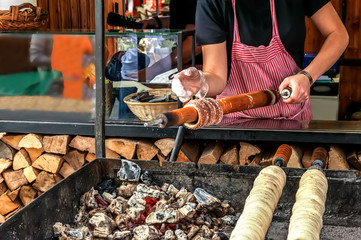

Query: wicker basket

[0,3,48,31]
[123,89,178,121]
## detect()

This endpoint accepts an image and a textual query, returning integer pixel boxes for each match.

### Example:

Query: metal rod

[169,126,185,162]
[156,0,159,16]
[123,0,126,16]
[95,0,105,158]
[191,34,195,67]
[144,119,163,127]
[177,31,183,73]
[177,31,184,110]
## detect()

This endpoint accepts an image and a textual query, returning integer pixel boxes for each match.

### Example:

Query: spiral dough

[184,98,224,129]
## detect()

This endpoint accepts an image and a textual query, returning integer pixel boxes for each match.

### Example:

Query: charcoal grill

[0,159,361,240]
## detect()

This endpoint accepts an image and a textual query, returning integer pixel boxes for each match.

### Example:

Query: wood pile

[0,131,360,224]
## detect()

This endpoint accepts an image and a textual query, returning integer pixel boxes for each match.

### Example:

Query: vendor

[171,0,348,120]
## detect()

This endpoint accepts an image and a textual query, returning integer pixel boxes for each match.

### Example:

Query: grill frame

[0,159,360,240]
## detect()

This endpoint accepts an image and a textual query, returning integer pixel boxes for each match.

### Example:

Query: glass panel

[104,31,180,122]
[0,30,183,123]
[0,33,95,122]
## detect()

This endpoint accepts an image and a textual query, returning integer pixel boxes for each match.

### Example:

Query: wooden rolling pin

[145,88,292,128]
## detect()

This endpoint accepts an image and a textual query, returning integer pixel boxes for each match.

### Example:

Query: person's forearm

[171,24,202,68]
[170,36,202,68]
[304,3,349,83]
[203,71,227,97]
[201,41,228,97]
[304,29,349,82]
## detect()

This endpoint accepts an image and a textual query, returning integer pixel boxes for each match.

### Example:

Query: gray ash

[53,163,237,240]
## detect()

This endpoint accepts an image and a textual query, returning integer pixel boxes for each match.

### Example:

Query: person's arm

[29,35,53,70]
[170,24,202,68]
[201,41,228,97]
[171,41,227,102]
[279,2,349,104]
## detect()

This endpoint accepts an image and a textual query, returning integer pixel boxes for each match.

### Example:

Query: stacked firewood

[1,132,360,224]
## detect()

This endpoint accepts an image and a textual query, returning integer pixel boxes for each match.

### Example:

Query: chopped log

[43,135,71,155]
[301,148,313,168]
[1,134,25,150]
[0,158,12,174]
[18,134,43,149]
[287,145,304,168]
[3,170,28,191]
[32,154,64,174]
[220,143,238,166]
[26,148,44,163]
[154,138,175,157]
[69,136,95,154]
[59,162,75,178]
[0,141,14,160]
[0,194,19,215]
[0,132,6,139]
[357,151,361,162]
[0,214,5,224]
[137,139,158,161]
[54,174,63,183]
[19,185,37,206]
[105,138,138,159]
[346,151,361,170]
[63,149,86,170]
[198,141,224,166]
[157,152,169,166]
[0,181,7,195]
[106,148,121,159]
[85,148,123,161]
[13,149,32,170]
[329,145,350,170]
[239,142,261,165]
[7,188,20,201]
[4,199,22,220]
[23,166,40,183]
[249,152,260,165]
[85,152,96,162]
[253,149,276,166]
[176,150,191,163]
[178,141,200,163]
[32,171,57,192]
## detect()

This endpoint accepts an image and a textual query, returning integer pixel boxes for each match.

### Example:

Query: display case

[0,29,194,124]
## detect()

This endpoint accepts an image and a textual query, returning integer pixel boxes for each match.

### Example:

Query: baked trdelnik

[287,169,328,240]
[230,165,287,240]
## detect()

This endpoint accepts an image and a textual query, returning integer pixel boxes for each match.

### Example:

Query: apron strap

[270,0,280,37]
[231,0,240,42]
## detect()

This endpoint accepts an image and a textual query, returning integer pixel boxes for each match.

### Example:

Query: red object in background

[152,0,162,10]
[134,0,141,7]
[145,0,161,11]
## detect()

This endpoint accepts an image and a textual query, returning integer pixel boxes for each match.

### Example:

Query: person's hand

[171,67,209,102]
[279,73,311,104]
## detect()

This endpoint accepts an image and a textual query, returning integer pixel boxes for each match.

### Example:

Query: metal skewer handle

[143,119,163,127]
[280,87,292,100]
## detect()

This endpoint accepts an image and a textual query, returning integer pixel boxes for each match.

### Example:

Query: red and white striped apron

[217,0,313,121]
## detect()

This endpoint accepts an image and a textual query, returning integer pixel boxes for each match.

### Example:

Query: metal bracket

[169,125,185,162]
